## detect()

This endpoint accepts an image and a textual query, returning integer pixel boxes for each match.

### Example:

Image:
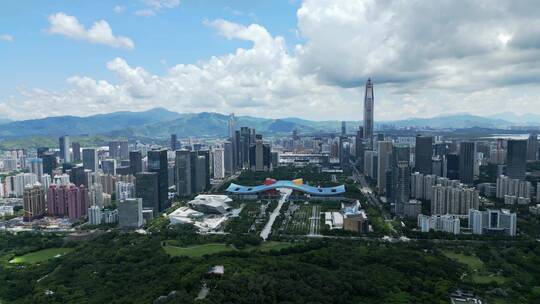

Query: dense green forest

[2,228,540,303]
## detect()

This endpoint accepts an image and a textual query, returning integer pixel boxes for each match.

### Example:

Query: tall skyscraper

[446,153,460,180]
[135,172,159,214]
[59,135,70,163]
[507,140,527,180]
[527,133,538,161]
[147,149,169,212]
[170,134,178,151]
[341,121,346,136]
[249,135,271,172]
[129,150,143,175]
[71,142,81,162]
[175,150,192,197]
[212,148,225,179]
[459,142,475,184]
[363,78,374,149]
[377,141,392,194]
[415,135,433,174]
[82,148,98,172]
[228,113,236,139]
[223,141,234,176]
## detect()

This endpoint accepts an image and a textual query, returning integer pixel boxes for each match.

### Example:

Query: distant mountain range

[0,108,538,139]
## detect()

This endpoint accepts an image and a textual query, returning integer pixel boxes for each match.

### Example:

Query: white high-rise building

[418,214,460,234]
[88,205,102,225]
[116,182,135,201]
[53,174,70,186]
[469,209,516,236]
[29,158,43,180]
[14,173,38,197]
[496,175,531,200]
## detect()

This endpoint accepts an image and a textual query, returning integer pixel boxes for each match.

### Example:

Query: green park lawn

[163,241,293,257]
[9,248,75,264]
[443,250,507,284]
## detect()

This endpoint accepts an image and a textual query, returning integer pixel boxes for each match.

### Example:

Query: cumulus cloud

[46,12,134,49]
[113,5,126,13]
[4,1,540,121]
[134,0,179,17]
[0,34,13,42]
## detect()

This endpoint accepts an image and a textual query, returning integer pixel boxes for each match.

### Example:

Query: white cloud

[134,0,179,17]
[46,12,134,49]
[113,5,126,13]
[5,1,540,121]
[0,34,13,42]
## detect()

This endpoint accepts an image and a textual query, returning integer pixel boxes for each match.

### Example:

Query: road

[350,165,392,221]
[308,205,321,237]
[260,188,291,241]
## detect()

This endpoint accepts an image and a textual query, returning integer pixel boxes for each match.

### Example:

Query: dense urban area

[1,80,540,304]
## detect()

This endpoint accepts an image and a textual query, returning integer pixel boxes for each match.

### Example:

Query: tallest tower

[363,78,374,149]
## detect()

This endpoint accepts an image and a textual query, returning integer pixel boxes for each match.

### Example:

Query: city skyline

[2,1,540,121]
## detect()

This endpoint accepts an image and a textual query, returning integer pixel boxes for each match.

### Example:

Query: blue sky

[1,1,540,121]
[0,1,300,94]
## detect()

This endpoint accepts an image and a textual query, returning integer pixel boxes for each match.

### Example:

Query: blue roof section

[226,180,346,196]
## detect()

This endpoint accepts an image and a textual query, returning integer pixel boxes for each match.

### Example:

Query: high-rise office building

[195,156,207,193]
[459,142,475,184]
[377,141,392,195]
[118,198,143,229]
[82,148,98,172]
[147,149,169,212]
[341,121,346,136]
[175,150,192,197]
[363,78,374,149]
[239,127,252,169]
[527,134,538,161]
[446,153,460,180]
[415,136,433,174]
[71,142,81,162]
[30,158,43,180]
[228,113,236,139]
[59,135,70,163]
[223,141,234,176]
[68,164,86,187]
[197,150,211,190]
[129,150,143,175]
[37,147,49,158]
[101,159,116,175]
[23,183,46,222]
[119,141,129,160]
[170,134,178,151]
[507,140,527,180]
[212,148,225,179]
[249,135,271,172]
[108,141,119,159]
[355,127,364,169]
[135,172,159,214]
[42,152,57,176]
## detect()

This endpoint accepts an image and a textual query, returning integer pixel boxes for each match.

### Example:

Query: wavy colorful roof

[226,180,346,196]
